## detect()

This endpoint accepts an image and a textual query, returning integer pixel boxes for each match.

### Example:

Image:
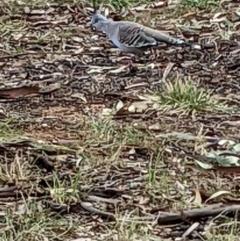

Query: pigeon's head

[91,13,109,31]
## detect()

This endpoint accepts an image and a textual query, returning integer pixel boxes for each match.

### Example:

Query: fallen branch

[116,203,240,225]
[156,203,240,225]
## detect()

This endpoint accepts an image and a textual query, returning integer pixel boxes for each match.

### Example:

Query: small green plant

[180,0,219,8]
[0,118,21,138]
[47,171,81,204]
[156,78,222,114]
[1,201,75,241]
[93,0,147,9]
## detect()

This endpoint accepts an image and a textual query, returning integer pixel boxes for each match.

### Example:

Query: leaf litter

[0,0,240,240]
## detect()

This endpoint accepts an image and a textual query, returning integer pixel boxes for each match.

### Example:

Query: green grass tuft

[156,78,224,114]
[180,0,219,9]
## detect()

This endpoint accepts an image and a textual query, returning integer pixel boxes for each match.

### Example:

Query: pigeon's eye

[91,17,98,25]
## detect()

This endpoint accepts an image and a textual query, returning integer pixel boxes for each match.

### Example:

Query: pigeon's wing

[117,24,158,50]
[119,21,201,49]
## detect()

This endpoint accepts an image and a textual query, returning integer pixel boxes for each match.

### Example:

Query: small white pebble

[91,35,99,40]
[42,123,48,128]
[175,237,183,241]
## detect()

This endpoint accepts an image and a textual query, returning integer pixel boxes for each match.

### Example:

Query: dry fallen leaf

[193,189,202,206]
[194,160,213,170]
[182,222,200,239]
[115,100,124,112]
[108,65,128,74]
[128,101,149,113]
[0,85,40,99]
[205,190,233,203]
[102,108,113,116]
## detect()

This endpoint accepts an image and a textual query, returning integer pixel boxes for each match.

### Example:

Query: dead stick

[157,203,240,224]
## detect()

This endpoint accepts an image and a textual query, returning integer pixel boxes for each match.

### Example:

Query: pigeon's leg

[149,48,157,61]
[120,55,135,66]
[116,51,132,66]
[120,58,132,66]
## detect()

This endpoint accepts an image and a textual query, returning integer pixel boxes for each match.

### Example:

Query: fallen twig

[156,203,240,225]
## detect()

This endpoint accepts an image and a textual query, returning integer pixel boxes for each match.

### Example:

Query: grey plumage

[91,13,201,55]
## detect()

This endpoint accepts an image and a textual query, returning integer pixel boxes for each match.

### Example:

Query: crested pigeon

[90,13,201,61]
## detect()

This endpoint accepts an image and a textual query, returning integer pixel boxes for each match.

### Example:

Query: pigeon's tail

[142,26,202,50]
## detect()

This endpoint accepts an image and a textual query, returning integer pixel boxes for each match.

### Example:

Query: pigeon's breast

[110,36,123,49]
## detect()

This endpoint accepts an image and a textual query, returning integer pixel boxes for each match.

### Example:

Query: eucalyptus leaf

[205,190,233,203]
[233,143,240,152]
[218,156,240,167]
[195,160,213,169]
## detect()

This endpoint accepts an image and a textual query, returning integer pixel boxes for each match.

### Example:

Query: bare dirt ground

[1,0,240,240]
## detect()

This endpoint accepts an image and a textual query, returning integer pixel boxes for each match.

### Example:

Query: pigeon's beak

[90,19,96,30]
[89,19,95,30]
